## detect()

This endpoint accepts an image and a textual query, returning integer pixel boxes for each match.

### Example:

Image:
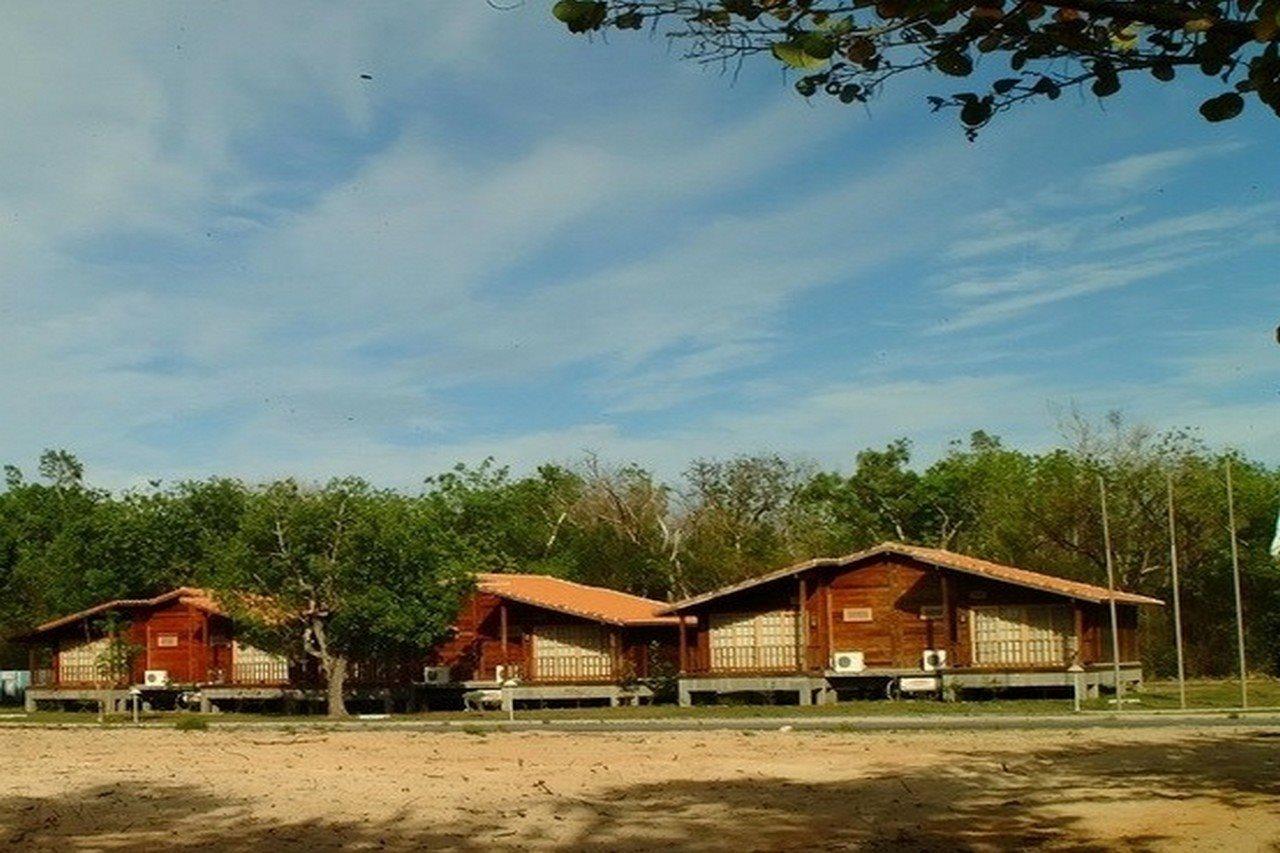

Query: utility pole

[1098,476,1123,709]
[1166,473,1186,710]
[1225,459,1248,709]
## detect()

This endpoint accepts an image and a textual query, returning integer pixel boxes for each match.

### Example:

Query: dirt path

[1,725,1277,850]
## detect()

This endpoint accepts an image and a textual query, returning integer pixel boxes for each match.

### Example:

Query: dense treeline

[2,416,1278,678]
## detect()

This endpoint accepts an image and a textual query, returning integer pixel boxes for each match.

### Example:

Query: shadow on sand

[2,731,1276,850]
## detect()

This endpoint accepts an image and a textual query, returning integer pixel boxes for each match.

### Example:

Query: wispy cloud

[930,144,1272,334]
[1,4,1275,488]
[1082,142,1245,193]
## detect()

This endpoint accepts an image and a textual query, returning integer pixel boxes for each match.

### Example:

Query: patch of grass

[174,714,209,732]
[1126,678,1280,710]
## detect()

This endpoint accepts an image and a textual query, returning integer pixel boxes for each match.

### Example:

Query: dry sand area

[1,724,1278,851]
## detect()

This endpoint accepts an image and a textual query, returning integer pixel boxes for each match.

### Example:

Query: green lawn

[2,677,1275,726]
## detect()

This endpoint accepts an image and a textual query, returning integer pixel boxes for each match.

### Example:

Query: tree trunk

[324,655,349,718]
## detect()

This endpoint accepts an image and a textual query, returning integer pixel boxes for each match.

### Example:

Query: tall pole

[1225,459,1248,709]
[1166,473,1187,710]
[1098,476,1123,709]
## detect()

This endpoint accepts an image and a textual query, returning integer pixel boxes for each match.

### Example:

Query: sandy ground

[0,725,1277,851]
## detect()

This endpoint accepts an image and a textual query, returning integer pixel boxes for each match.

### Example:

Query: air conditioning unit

[422,666,452,685]
[921,649,948,672]
[831,650,866,674]
[143,670,169,687]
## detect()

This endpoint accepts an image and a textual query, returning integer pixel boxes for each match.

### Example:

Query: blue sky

[1,3,1276,488]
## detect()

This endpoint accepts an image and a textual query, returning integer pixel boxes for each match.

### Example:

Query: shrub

[174,714,209,732]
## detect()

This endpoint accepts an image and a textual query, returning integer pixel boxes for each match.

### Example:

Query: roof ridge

[478,571,669,607]
[662,541,1161,611]
[18,586,222,637]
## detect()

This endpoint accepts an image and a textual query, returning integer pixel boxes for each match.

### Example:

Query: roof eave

[659,544,1164,612]
[483,589,633,627]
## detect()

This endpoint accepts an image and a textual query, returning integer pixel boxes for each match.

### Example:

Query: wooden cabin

[17,588,290,693]
[425,573,682,707]
[666,543,1162,705]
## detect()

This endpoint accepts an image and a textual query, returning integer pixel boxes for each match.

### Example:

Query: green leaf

[1032,76,1061,99]
[552,0,607,33]
[935,50,974,77]
[794,32,836,60]
[960,97,992,126]
[1091,61,1121,97]
[772,40,831,70]
[615,11,644,29]
[817,15,856,35]
[1199,91,1245,121]
[1150,61,1176,82]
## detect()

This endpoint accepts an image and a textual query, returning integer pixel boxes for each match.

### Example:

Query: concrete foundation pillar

[677,679,693,708]
[199,694,213,714]
[798,686,811,706]
[500,686,514,713]
[23,692,36,713]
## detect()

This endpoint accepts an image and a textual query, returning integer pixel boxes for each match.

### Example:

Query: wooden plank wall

[683,555,1143,674]
[427,592,679,683]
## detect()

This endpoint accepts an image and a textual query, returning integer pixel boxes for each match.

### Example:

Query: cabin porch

[675,663,1144,706]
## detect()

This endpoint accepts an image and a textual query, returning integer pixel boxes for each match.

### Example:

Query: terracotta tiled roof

[18,587,226,638]
[477,573,682,626]
[662,542,1164,612]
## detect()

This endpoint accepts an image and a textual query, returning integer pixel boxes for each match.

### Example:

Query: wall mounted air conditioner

[921,649,948,672]
[831,651,866,674]
[143,669,169,687]
[422,666,452,685]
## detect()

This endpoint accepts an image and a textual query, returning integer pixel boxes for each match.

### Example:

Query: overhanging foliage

[551,0,1280,134]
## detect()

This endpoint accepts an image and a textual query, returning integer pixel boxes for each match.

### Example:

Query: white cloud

[934,247,1211,332]
[931,144,1273,334]
[2,4,1274,491]
[1082,142,1245,193]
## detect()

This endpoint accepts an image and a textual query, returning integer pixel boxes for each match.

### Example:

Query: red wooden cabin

[428,573,683,685]
[667,543,1162,702]
[18,588,290,690]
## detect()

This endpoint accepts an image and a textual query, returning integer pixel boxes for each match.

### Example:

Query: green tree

[562,456,688,599]
[681,454,831,586]
[213,479,473,717]
[550,0,1280,134]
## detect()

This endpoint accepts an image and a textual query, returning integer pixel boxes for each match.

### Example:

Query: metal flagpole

[1166,473,1187,710]
[1225,459,1248,709]
[1098,476,1123,709]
